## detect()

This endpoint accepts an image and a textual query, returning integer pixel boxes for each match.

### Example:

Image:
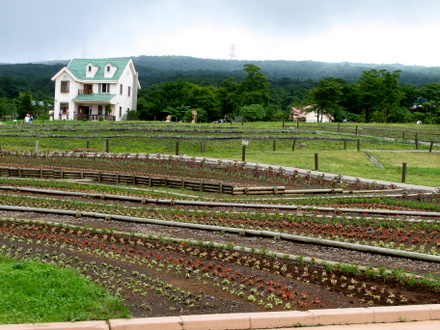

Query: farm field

[0,121,439,324]
[0,148,439,323]
[0,120,438,186]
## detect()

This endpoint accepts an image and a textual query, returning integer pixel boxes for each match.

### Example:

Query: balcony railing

[78,89,93,95]
[89,115,116,121]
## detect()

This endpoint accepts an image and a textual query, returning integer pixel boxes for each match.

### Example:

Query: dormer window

[86,63,98,78]
[104,63,117,78]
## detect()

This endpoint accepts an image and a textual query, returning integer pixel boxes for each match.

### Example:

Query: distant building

[51,58,140,121]
[290,105,333,123]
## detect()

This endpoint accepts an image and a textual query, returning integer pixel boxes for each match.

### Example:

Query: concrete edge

[2,305,439,330]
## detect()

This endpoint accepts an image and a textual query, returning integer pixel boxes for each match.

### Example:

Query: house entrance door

[77,106,89,120]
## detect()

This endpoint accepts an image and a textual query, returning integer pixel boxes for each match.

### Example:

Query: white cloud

[1,0,440,66]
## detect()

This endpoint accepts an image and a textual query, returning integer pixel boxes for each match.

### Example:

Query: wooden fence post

[355,125,358,135]
[86,140,90,149]
[273,139,276,151]
[401,162,407,183]
[175,141,180,155]
[314,153,319,171]
[337,123,340,133]
[242,145,246,162]
[291,139,296,151]
[429,141,434,152]
[415,133,419,150]
[344,140,347,150]
[357,139,360,151]
[102,139,109,153]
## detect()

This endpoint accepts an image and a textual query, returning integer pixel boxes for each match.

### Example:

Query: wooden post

[401,162,407,183]
[355,125,358,135]
[86,140,90,149]
[282,119,285,128]
[296,119,299,129]
[415,133,418,150]
[314,153,319,171]
[402,131,405,140]
[337,123,340,133]
[291,139,296,151]
[357,139,360,151]
[429,141,434,152]
[273,139,276,151]
[105,139,109,153]
[242,145,246,162]
[344,140,347,150]
[175,141,179,155]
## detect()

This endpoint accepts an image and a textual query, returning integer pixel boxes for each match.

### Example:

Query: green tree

[218,78,240,120]
[379,70,403,122]
[187,85,221,121]
[307,77,344,122]
[239,64,270,108]
[417,83,440,123]
[239,104,265,121]
[17,93,33,119]
[357,69,402,122]
[0,97,17,119]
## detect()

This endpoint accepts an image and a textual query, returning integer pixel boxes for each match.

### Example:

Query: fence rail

[0,167,235,195]
[0,166,350,196]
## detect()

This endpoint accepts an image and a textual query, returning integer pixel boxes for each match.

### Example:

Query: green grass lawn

[0,256,130,324]
[236,149,439,187]
[0,121,438,187]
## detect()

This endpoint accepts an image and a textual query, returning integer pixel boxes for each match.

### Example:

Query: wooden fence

[0,167,234,194]
[0,167,348,196]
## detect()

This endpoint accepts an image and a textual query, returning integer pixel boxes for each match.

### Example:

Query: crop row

[0,219,439,313]
[0,191,438,255]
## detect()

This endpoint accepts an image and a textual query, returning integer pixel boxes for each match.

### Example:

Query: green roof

[72,94,116,102]
[67,58,131,81]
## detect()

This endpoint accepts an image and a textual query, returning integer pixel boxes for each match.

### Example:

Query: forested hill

[1,55,440,99]
[131,55,440,86]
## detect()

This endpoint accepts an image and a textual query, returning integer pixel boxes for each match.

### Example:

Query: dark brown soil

[1,210,439,318]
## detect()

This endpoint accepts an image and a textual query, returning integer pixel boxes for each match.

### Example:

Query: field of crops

[0,121,439,323]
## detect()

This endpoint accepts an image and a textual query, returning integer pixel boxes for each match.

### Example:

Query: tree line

[0,57,439,123]
[137,66,440,124]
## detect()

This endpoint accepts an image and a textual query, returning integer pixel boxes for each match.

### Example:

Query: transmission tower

[228,44,237,71]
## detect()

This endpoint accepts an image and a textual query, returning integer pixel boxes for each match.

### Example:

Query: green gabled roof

[67,58,131,81]
[72,94,116,102]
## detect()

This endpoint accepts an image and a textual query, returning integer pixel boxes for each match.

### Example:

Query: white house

[51,58,140,121]
[290,105,333,123]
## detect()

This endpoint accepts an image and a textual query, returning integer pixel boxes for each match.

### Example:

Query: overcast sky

[1,0,439,66]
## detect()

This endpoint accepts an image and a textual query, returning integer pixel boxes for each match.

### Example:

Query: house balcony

[78,89,93,95]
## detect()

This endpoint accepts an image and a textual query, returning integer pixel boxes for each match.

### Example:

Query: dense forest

[0,56,439,123]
